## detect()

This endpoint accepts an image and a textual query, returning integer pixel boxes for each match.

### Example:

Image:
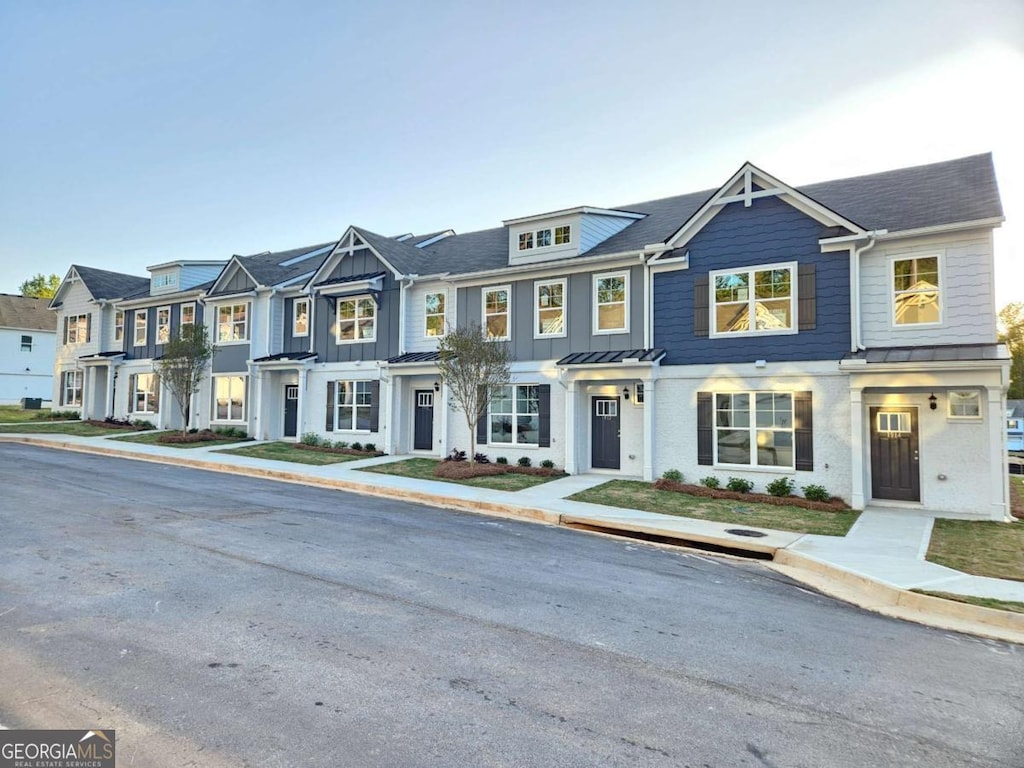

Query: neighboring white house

[0,294,58,406]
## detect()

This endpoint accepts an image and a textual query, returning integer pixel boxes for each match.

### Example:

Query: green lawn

[0,405,63,424]
[926,517,1024,581]
[112,431,244,449]
[568,480,860,536]
[360,458,562,492]
[912,590,1024,615]
[0,421,124,436]
[217,441,366,465]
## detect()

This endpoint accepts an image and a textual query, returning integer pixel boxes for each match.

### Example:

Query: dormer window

[152,273,177,289]
[555,225,571,245]
[518,232,534,251]
[518,225,572,252]
[536,229,551,247]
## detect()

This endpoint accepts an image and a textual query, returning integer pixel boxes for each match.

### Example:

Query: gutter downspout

[851,234,878,352]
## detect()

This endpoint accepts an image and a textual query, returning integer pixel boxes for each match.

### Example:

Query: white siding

[405,282,455,353]
[54,280,101,365]
[860,229,997,348]
[0,327,55,403]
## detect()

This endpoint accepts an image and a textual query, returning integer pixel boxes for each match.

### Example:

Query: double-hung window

[131,373,160,413]
[134,311,148,346]
[156,306,171,344]
[594,272,628,333]
[20,335,32,352]
[893,255,940,325]
[66,314,89,344]
[715,392,793,468]
[483,286,510,340]
[114,310,125,343]
[424,292,446,337]
[218,304,249,343]
[61,370,83,406]
[180,303,195,328]
[535,279,566,338]
[336,297,375,342]
[712,263,796,336]
[213,375,246,421]
[335,381,373,431]
[489,385,539,445]
[293,298,309,337]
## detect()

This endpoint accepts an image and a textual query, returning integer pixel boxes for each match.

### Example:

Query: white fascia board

[203,290,257,304]
[839,358,1010,373]
[208,258,260,296]
[449,254,642,288]
[874,217,1005,241]
[273,271,316,290]
[116,288,206,309]
[502,206,645,226]
[413,231,456,248]
[145,259,226,271]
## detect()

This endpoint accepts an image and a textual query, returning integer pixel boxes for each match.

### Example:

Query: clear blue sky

[1,0,1021,307]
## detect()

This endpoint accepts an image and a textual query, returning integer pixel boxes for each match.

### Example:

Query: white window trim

[487,383,540,447]
[20,335,32,352]
[66,313,89,345]
[712,390,796,472]
[114,310,125,343]
[890,252,943,329]
[632,382,645,407]
[334,380,374,433]
[293,298,309,338]
[133,311,148,347]
[61,370,83,407]
[156,305,171,345]
[708,261,798,339]
[947,390,982,421]
[517,224,572,252]
[482,285,512,341]
[592,271,630,335]
[423,290,447,339]
[216,302,251,346]
[130,373,160,414]
[534,278,567,339]
[335,296,376,344]
[211,374,247,423]
[180,302,196,328]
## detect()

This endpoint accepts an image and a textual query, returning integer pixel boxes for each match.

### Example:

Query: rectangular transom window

[131,373,160,413]
[712,263,795,336]
[424,291,446,337]
[483,286,510,340]
[293,298,309,337]
[948,391,981,419]
[114,310,124,343]
[715,392,793,468]
[535,279,566,337]
[489,384,539,445]
[180,303,195,328]
[877,411,910,434]
[213,375,246,421]
[134,311,147,346]
[594,272,628,333]
[336,297,376,343]
[61,370,83,406]
[518,225,570,251]
[20,335,32,352]
[217,304,249,343]
[595,399,618,418]
[335,381,373,431]
[66,314,89,345]
[893,256,940,325]
[156,306,171,344]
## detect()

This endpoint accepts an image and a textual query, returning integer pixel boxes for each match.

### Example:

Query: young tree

[155,323,215,434]
[437,322,513,463]
[19,273,61,298]
[999,302,1024,399]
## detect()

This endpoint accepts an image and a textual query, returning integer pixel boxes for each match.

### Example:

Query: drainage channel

[562,522,775,560]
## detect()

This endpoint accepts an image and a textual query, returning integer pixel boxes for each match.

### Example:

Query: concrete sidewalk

[3,431,1022,643]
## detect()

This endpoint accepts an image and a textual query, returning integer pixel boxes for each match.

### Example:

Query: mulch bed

[158,430,247,444]
[294,443,385,458]
[85,419,147,430]
[435,461,566,480]
[653,478,849,512]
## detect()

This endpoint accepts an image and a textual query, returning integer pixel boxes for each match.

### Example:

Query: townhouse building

[49,153,1012,520]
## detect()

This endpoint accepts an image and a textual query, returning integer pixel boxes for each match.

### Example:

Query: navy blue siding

[654,196,850,364]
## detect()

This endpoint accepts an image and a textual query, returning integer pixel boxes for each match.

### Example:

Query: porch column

[297,367,308,440]
[642,377,655,482]
[382,372,394,454]
[81,367,93,419]
[250,364,262,439]
[564,379,578,474]
[438,379,448,458]
[849,386,866,510]
[987,386,1010,521]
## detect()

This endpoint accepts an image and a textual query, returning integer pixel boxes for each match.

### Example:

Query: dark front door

[284,385,299,438]
[414,390,434,450]
[591,396,621,469]
[870,407,920,502]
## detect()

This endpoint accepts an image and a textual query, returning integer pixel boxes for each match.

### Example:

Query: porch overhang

[840,343,1010,374]
[250,351,318,370]
[556,348,665,368]
[78,351,125,366]
[383,351,442,376]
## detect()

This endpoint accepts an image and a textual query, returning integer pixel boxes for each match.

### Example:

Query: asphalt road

[0,443,1021,767]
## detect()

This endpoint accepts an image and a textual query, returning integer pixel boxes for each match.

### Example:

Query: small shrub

[517,456,532,467]
[765,477,795,497]
[495,456,508,465]
[473,452,490,463]
[363,443,376,452]
[661,469,684,483]
[43,410,81,421]
[300,432,321,446]
[131,419,156,430]
[213,427,248,439]
[350,441,363,452]
[700,476,721,489]
[188,427,199,434]
[333,440,349,449]
[803,484,831,502]
[540,459,555,469]
[726,476,754,493]
[445,448,467,462]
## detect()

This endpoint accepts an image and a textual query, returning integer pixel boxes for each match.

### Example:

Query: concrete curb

[559,514,782,555]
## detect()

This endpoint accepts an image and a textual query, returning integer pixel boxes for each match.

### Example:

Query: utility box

[20,397,42,410]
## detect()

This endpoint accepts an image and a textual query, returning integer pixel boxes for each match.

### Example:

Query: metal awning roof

[843,343,1009,364]
[556,348,665,366]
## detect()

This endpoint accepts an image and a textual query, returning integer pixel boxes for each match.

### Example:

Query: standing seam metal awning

[555,348,666,366]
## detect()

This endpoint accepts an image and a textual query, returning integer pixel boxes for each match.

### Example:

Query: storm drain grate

[725,528,768,538]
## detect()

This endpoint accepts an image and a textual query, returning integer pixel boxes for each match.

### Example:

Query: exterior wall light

[434,381,440,393]
[929,393,937,410]
[622,386,630,400]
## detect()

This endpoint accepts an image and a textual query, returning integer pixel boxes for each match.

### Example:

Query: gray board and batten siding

[212,342,250,373]
[456,264,645,361]
[217,268,257,294]
[310,250,402,363]
[125,303,206,361]
[654,195,850,366]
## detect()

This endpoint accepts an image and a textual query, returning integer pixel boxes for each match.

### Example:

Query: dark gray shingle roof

[237,242,336,287]
[0,294,57,331]
[73,265,149,301]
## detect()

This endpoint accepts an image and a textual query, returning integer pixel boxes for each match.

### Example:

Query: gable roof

[238,242,336,287]
[72,265,150,301]
[0,294,57,331]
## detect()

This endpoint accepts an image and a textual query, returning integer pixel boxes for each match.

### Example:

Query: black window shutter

[476,385,488,444]
[694,275,709,337]
[86,313,92,343]
[794,391,813,471]
[697,391,713,465]
[369,381,380,432]
[798,264,816,331]
[325,381,335,432]
[537,384,551,447]
[62,317,69,345]
[59,372,65,405]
